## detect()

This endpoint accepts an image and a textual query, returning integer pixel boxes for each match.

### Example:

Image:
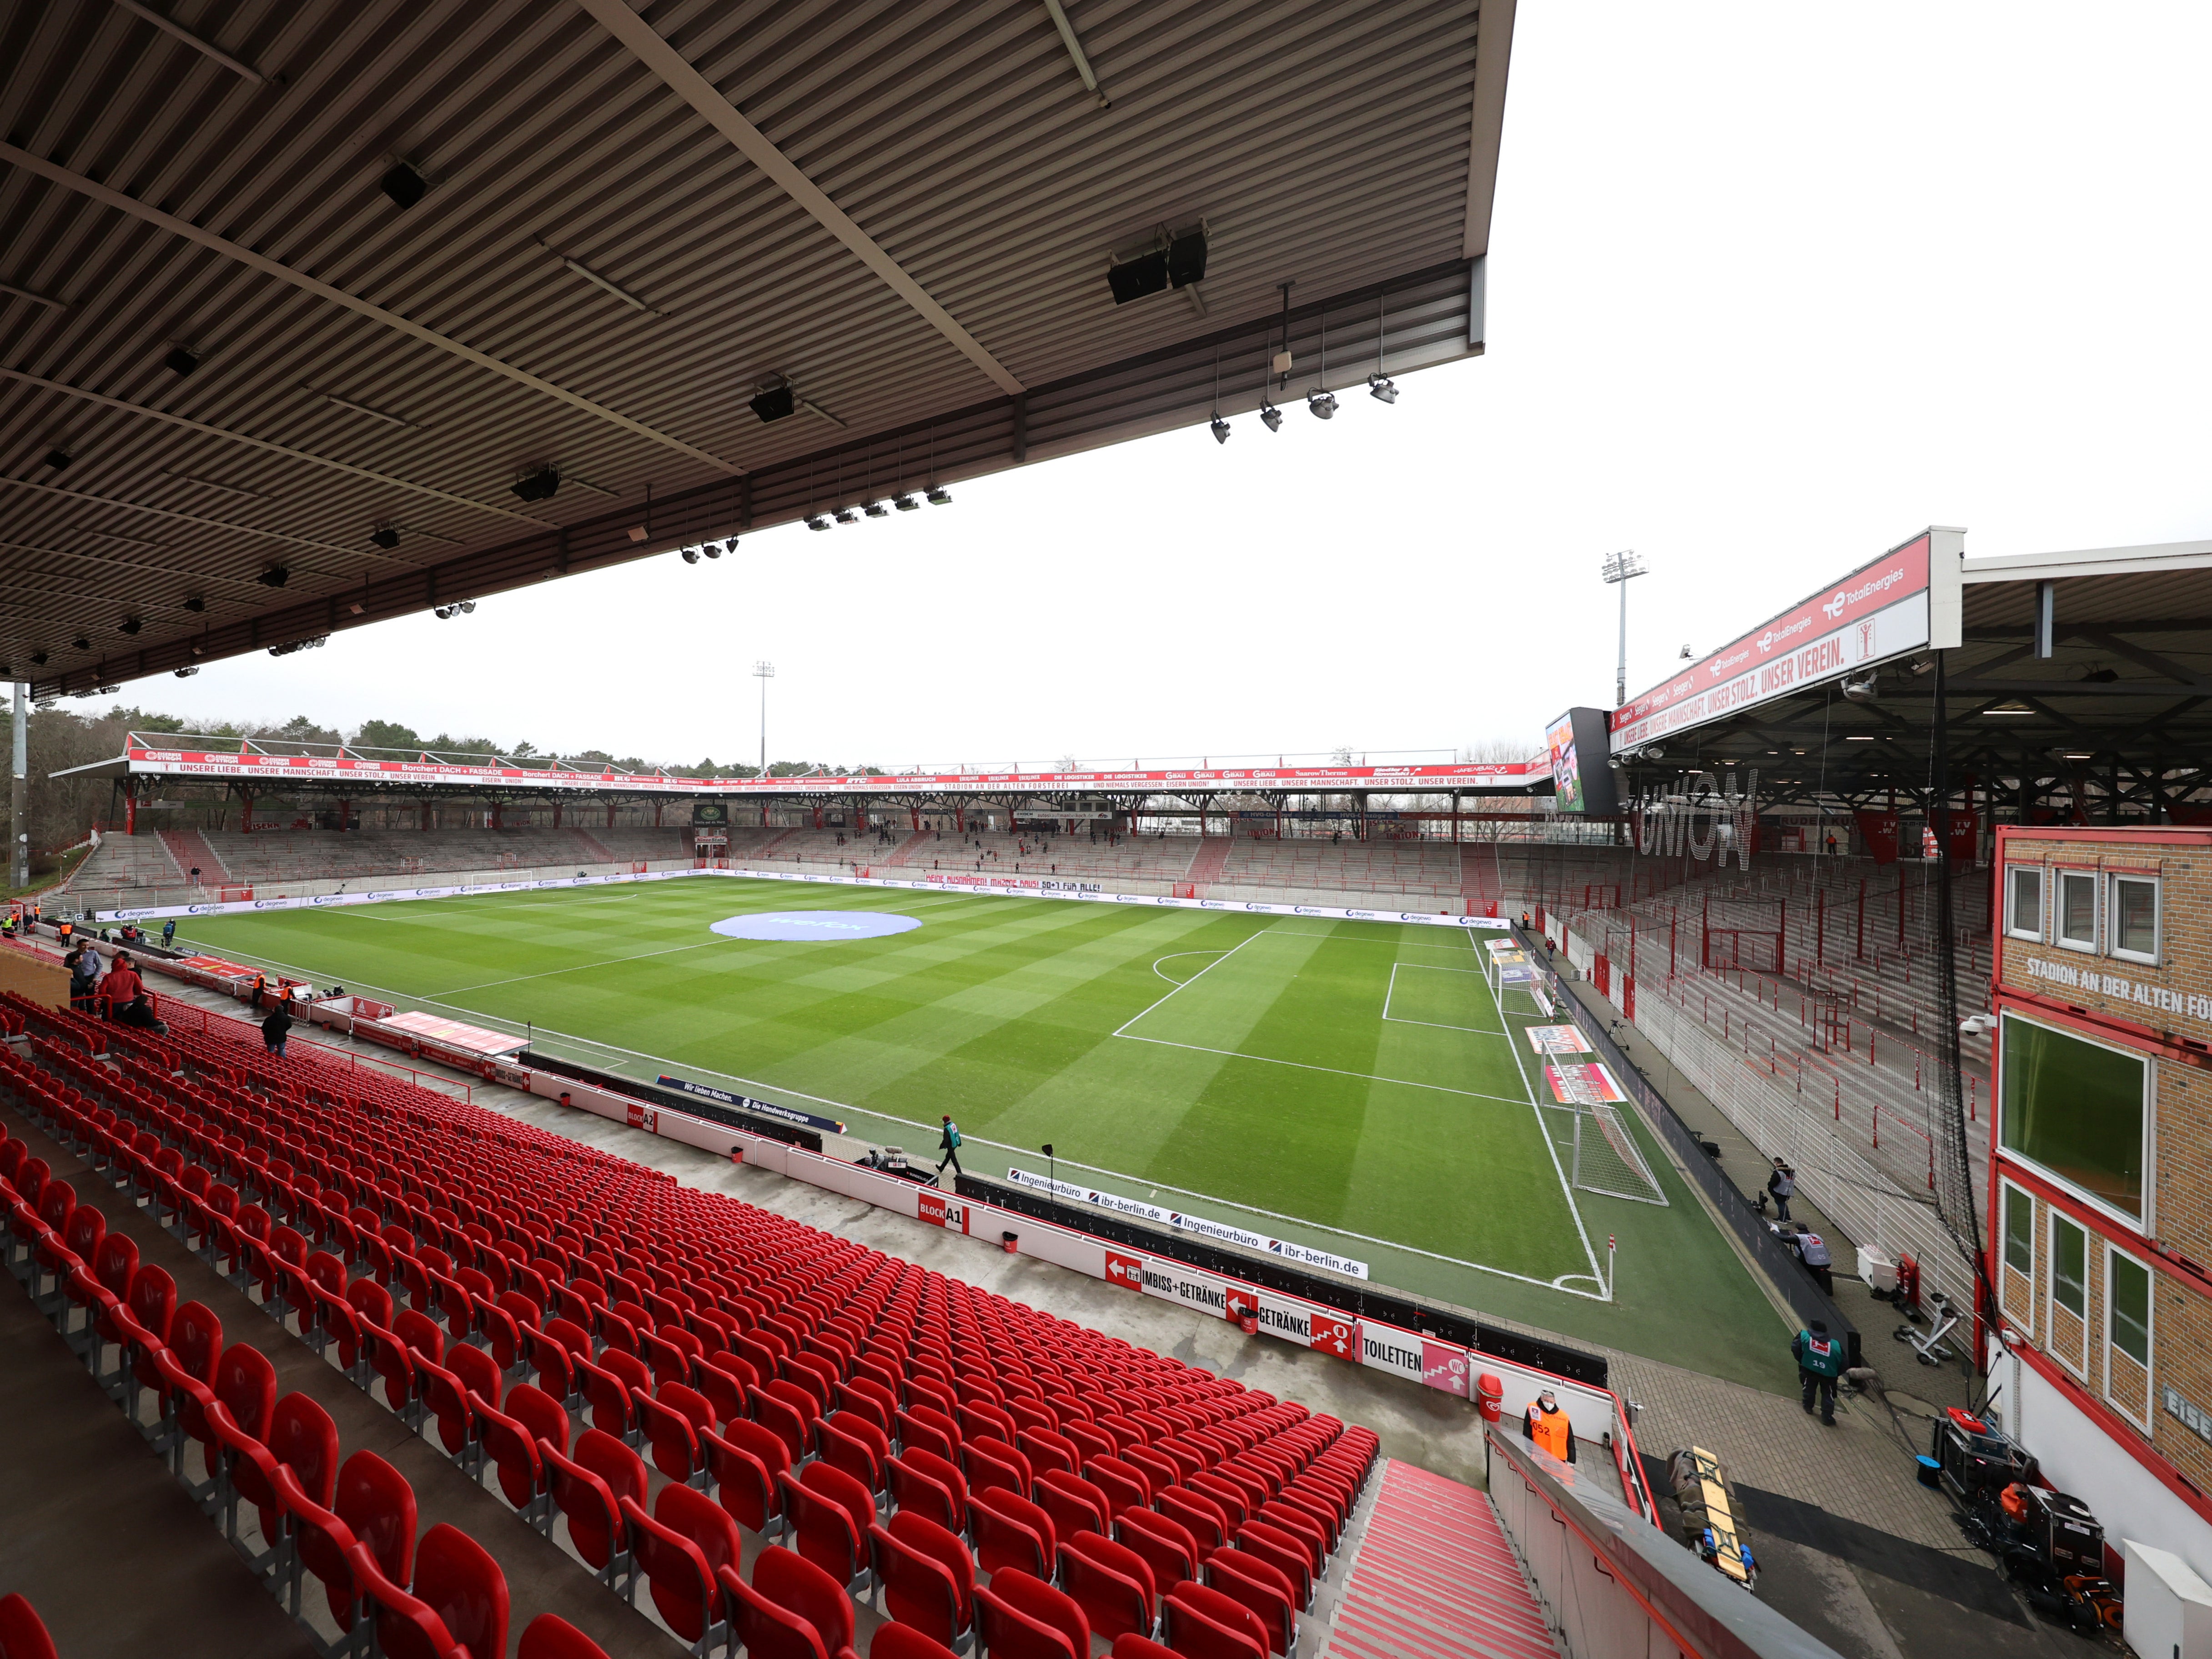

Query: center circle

[710,910,922,942]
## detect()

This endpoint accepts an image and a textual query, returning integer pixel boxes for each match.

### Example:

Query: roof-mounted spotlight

[42,448,72,469]
[681,547,700,564]
[370,525,402,549]
[173,666,198,678]
[1367,372,1398,405]
[119,617,142,636]
[834,508,859,525]
[182,596,206,613]
[164,346,201,376]
[28,652,45,667]
[1259,399,1283,432]
[749,375,796,423]
[1210,415,1230,445]
[864,500,889,518]
[510,465,560,503]
[1307,387,1337,420]
[702,543,722,559]
[1840,672,1880,702]
[71,636,90,651]
[893,493,920,512]
[806,515,832,532]
[381,161,428,208]
[256,564,290,588]
[2080,666,2120,684]
[722,538,739,553]
[926,485,951,505]
[432,601,477,620]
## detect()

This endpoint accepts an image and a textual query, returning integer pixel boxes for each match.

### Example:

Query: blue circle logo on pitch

[711,910,921,942]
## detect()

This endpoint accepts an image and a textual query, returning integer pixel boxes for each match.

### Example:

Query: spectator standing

[162,918,177,948]
[67,947,100,1013]
[1766,1158,1796,1222]
[935,1115,964,1181]
[1793,1319,1845,1426]
[261,1000,293,1057]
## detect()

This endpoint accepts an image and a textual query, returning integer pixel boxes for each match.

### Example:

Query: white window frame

[2103,1243,2154,1429]
[1997,1012,2155,1232]
[2005,865,2045,942]
[2109,873,2161,965]
[1999,1180,2036,1337]
[2047,1209,2091,1378]
[2054,868,2100,953]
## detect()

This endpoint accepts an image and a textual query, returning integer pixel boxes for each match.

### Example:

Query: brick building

[1986,823,2212,1577]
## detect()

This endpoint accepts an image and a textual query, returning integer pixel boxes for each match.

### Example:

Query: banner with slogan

[1525,1025,1592,1056]
[1001,1167,1368,1277]
[657,1074,846,1136]
[1854,810,1900,864]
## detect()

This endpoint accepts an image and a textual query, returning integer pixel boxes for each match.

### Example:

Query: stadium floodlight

[754,661,775,775]
[1259,398,1283,432]
[174,666,198,678]
[723,538,739,552]
[681,548,700,564]
[926,486,951,505]
[806,515,831,532]
[835,508,859,525]
[864,500,889,518]
[1367,372,1397,404]
[1211,415,1230,444]
[1840,673,1880,702]
[703,543,722,558]
[1600,549,1647,708]
[1307,388,1336,420]
[893,493,919,512]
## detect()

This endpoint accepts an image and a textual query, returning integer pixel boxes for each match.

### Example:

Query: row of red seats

[1,1117,605,1659]
[3,1005,1381,1658]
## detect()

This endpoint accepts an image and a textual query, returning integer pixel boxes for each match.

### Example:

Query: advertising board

[1545,708,1619,816]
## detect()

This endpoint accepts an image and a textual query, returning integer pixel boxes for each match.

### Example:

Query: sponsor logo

[1347,910,1375,920]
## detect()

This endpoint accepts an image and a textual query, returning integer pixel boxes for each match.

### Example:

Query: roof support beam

[0,142,739,475]
[0,475,407,565]
[576,0,1025,397]
[1462,0,1516,259]
[111,0,264,82]
[0,367,551,526]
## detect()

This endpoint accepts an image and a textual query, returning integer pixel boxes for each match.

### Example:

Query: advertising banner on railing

[1611,534,1935,752]
[657,1073,846,1136]
[1001,1166,1370,1277]
[94,860,1517,933]
[122,746,1549,798]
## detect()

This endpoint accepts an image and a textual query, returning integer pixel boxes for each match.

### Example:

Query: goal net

[1570,1104,1669,1205]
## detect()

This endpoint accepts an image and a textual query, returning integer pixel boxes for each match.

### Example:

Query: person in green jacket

[935,1115,964,1181]
[1794,1319,1845,1426]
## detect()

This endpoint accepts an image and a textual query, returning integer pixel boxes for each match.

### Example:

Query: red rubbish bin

[1475,1373,1504,1424]
[1002,1232,1020,1255]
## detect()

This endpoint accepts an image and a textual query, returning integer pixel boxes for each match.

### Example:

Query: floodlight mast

[11,683,26,887]
[1600,550,1648,709]
[753,661,775,777]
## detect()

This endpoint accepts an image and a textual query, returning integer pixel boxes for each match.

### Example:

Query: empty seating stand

[1,994,1388,1657]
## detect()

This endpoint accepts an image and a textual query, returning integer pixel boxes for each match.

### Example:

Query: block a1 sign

[918,1192,971,1234]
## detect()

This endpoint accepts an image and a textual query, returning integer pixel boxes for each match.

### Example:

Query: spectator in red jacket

[101,952,145,1011]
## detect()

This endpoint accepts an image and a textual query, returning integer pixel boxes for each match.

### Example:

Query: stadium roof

[2,0,1512,699]
[1608,529,2212,813]
[58,739,1550,800]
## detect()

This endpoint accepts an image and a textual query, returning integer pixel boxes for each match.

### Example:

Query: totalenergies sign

[1611,533,1947,753]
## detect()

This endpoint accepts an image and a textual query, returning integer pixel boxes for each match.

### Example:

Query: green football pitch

[175,878,1795,1385]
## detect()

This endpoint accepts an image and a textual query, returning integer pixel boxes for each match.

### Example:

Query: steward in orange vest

[1523,1388,1576,1463]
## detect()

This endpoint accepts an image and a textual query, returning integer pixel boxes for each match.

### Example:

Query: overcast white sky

[102,3,2212,769]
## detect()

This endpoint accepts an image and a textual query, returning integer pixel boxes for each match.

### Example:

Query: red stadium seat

[545,1428,644,1589]
[779,1460,875,1591]
[1162,1584,1268,1659]
[0,1593,58,1659]
[1060,1531,1158,1644]
[970,1486,1056,1581]
[722,1547,859,1659]
[623,1485,740,1655]
[1205,1551,1298,1656]
[980,1570,1090,1659]
[868,1509,976,1651]
[888,1448,967,1537]
[869,1624,961,1659]
[702,1418,789,1537]
[517,1613,611,1659]
[1117,1508,1201,1599]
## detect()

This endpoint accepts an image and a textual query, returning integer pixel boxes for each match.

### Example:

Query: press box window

[2109,1250,2151,1367]
[2000,1014,2147,1221]
[2051,1213,2087,1318]
[2111,875,2159,964]
[2003,1186,2034,1277]
[2006,867,2044,940]
[2056,870,2098,951]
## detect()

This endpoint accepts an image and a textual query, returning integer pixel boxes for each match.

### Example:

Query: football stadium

[4,6,2210,1659]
